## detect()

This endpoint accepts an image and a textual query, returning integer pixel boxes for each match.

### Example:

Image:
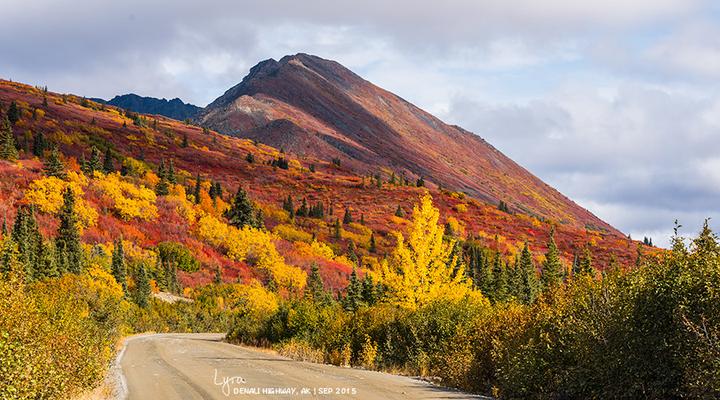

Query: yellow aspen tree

[381,194,475,310]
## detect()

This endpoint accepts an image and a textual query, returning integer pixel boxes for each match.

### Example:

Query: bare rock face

[198,53,615,233]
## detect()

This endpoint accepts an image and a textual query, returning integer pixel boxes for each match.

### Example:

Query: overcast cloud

[3,0,720,246]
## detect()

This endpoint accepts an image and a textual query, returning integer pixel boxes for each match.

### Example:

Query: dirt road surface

[119,333,482,400]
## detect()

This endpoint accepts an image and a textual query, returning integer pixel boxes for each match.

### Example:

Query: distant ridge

[96,93,201,121]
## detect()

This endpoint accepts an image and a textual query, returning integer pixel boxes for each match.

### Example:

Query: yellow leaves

[295,240,335,260]
[195,212,306,291]
[229,280,279,317]
[274,223,313,243]
[454,203,468,213]
[92,172,157,221]
[24,173,98,229]
[445,216,466,238]
[380,194,474,310]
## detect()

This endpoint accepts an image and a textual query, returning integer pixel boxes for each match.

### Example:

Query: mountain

[0,78,642,280]
[197,54,614,233]
[101,93,201,121]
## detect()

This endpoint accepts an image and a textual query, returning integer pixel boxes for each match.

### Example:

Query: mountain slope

[197,54,613,233]
[102,93,201,120]
[0,78,644,284]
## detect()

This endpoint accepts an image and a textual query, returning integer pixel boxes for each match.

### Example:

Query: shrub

[157,241,200,272]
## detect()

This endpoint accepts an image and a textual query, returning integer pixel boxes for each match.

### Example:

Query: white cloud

[1,0,719,246]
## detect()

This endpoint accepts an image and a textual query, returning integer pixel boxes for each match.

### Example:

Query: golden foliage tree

[380,194,478,310]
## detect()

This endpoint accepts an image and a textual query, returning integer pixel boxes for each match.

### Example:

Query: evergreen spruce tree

[165,260,180,293]
[518,242,540,304]
[134,265,151,308]
[224,187,262,229]
[193,174,202,204]
[347,241,359,265]
[167,159,177,184]
[541,229,564,289]
[111,238,127,294]
[34,240,58,280]
[55,188,83,274]
[0,115,18,161]
[361,275,377,305]
[490,252,507,302]
[416,176,425,187]
[394,205,405,218]
[155,159,170,195]
[83,146,102,174]
[7,101,20,124]
[305,262,326,303]
[344,268,363,311]
[245,152,255,163]
[102,147,114,173]
[282,195,295,219]
[32,131,46,157]
[333,219,341,239]
[343,207,353,224]
[577,246,595,278]
[369,233,377,253]
[43,147,66,178]
[360,214,365,225]
[181,134,188,148]
[155,178,170,196]
[296,198,308,217]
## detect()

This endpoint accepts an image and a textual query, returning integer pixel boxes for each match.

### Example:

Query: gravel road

[119,333,482,400]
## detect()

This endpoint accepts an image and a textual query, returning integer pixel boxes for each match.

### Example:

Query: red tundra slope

[197,53,614,233]
[0,78,652,289]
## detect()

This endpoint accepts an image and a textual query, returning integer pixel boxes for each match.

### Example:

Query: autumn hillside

[198,54,615,234]
[0,78,653,291]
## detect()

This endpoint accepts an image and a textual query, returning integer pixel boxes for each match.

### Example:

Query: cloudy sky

[3,0,720,246]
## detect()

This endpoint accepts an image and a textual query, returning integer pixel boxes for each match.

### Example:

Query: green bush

[157,241,200,272]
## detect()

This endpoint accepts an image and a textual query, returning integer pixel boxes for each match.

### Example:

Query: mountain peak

[198,55,617,233]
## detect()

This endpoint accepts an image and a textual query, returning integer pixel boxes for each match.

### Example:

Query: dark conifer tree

[577,246,595,278]
[7,101,20,124]
[517,242,540,304]
[416,176,425,187]
[333,219,341,239]
[32,131,46,157]
[369,233,377,253]
[225,187,262,229]
[344,268,363,311]
[361,275,377,305]
[305,262,327,303]
[181,134,188,148]
[83,146,102,174]
[193,174,202,204]
[343,207,353,224]
[134,265,151,308]
[296,198,309,217]
[0,115,18,161]
[167,159,177,184]
[394,205,405,218]
[102,147,114,173]
[111,238,127,294]
[282,195,295,218]
[245,152,255,163]
[55,188,83,274]
[490,252,507,302]
[541,229,564,289]
[347,241,359,265]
